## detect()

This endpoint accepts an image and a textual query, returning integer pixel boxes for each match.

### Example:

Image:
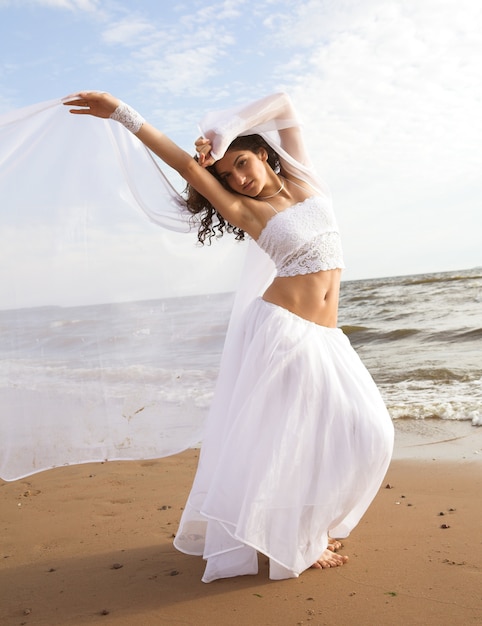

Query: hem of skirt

[196,508,325,577]
[172,541,204,557]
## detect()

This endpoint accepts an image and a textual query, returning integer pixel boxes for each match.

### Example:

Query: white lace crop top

[256,195,345,277]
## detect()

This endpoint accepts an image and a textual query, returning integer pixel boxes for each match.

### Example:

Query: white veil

[0,93,323,481]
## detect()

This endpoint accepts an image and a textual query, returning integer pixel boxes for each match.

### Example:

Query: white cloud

[246,0,481,279]
[96,3,241,98]
[102,17,156,46]
[179,0,244,25]
[274,19,478,177]
[2,0,100,10]
[141,45,228,96]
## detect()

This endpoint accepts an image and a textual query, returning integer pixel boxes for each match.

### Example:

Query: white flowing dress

[174,96,394,581]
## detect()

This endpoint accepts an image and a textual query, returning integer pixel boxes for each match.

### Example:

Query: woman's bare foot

[311,549,348,569]
[327,538,343,552]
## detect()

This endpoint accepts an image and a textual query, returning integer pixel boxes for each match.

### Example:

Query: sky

[0,0,481,308]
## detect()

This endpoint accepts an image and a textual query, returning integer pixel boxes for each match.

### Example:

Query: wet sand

[1,421,481,626]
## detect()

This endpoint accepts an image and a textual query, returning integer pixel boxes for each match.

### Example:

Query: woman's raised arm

[64,92,245,226]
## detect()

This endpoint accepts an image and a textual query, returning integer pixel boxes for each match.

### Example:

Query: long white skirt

[174,298,394,582]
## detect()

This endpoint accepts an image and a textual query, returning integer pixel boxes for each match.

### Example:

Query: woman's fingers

[200,155,216,167]
[195,137,211,152]
[63,92,120,118]
[195,137,215,167]
[198,148,215,168]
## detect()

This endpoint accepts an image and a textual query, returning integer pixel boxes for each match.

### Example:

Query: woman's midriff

[262,269,342,328]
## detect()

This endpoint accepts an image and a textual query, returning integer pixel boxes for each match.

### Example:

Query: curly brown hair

[184,134,281,245]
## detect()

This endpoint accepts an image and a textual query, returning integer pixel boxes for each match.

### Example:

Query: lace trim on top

[256,196,345,277]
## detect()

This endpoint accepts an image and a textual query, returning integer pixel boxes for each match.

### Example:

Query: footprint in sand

[21,489,41,497]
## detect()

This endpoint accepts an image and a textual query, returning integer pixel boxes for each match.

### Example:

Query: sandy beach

[1,420,481,626]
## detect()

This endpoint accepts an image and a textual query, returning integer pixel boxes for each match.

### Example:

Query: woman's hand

[195,136,216,167]
[63,91,121,118]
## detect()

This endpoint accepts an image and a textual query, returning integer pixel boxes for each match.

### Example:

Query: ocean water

[1,267,481,431]
[338,268,482,426]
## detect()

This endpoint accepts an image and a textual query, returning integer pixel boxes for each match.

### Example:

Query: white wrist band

[110,101,145,134]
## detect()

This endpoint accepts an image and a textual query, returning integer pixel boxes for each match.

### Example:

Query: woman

[65,91,394,582]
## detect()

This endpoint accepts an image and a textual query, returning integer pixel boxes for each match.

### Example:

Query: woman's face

[214,148,269,196]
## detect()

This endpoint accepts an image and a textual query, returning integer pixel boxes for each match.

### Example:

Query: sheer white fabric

[0,96,188,231]
[0,96,241,481]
